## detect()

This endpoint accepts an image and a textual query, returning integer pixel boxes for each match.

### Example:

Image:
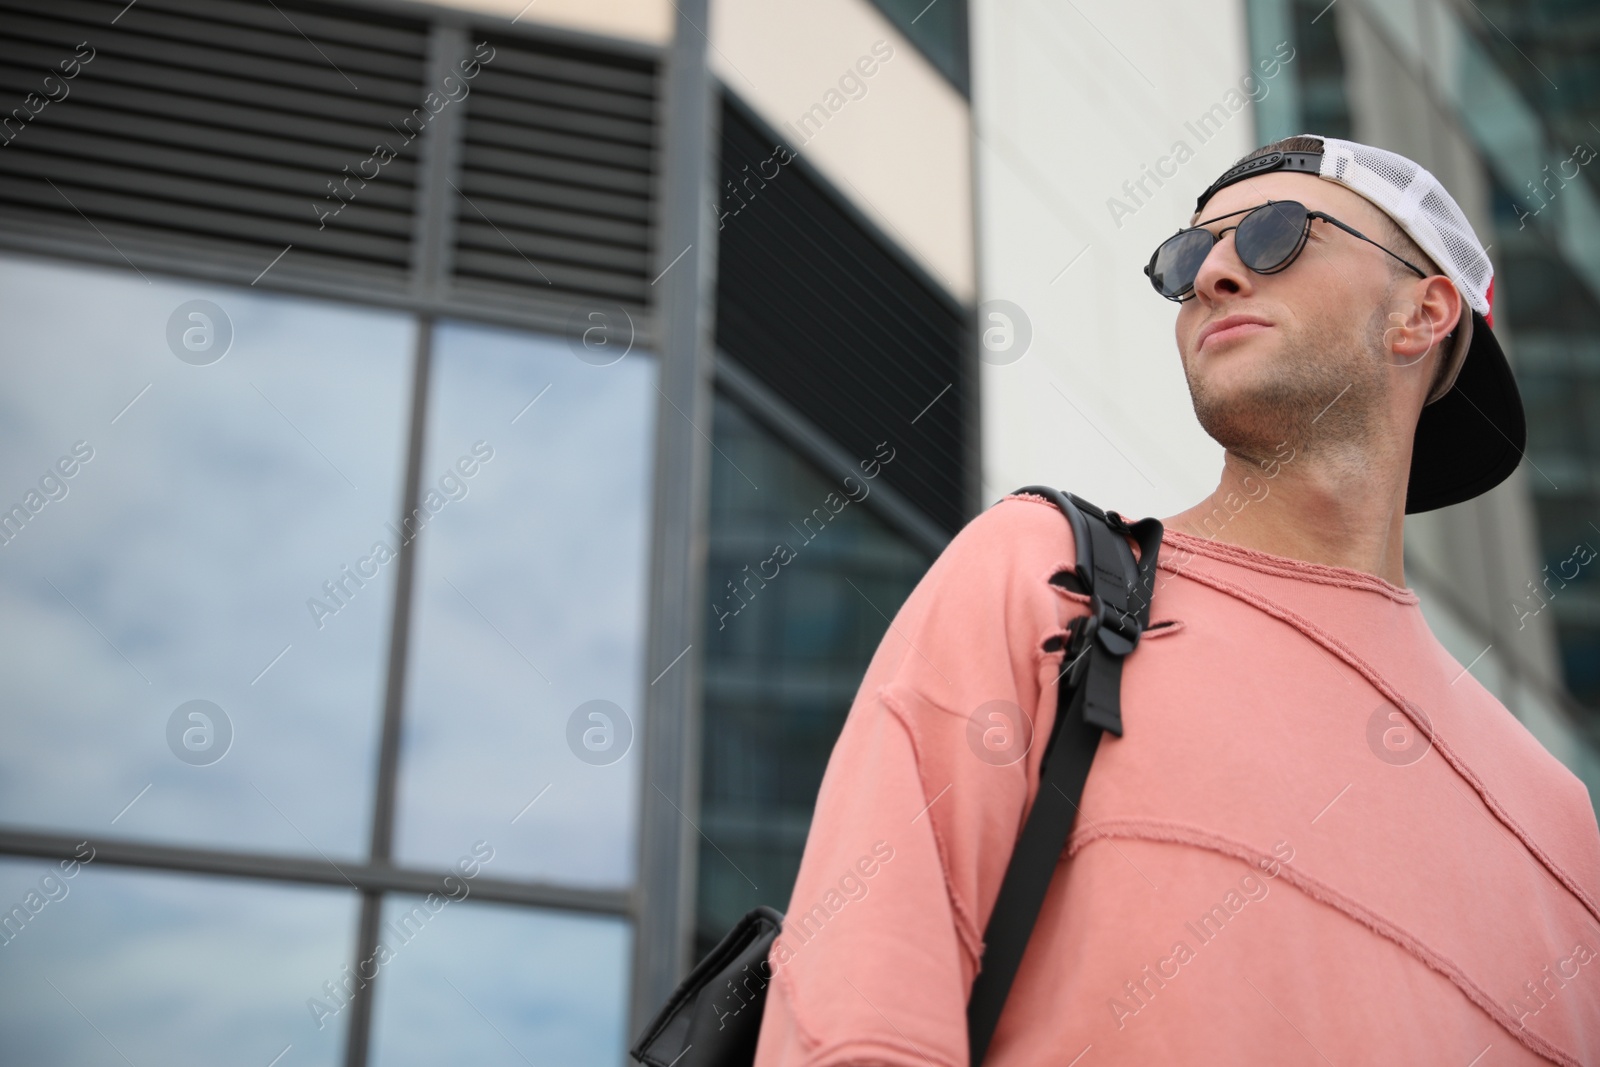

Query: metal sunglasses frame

[1143,199,1428,302]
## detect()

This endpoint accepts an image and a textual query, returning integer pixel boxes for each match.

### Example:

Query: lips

[1197,314,1272,353]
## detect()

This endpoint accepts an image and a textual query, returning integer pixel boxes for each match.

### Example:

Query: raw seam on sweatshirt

[771,966,821,1054]
[878,683,994,969]
[1162,557,1600,926]
[1162,527,1420,603]
[1066,817,1581,1067]
[780,1025,962,1067]
[774,697,988,1066]
[1006,490,1419,604]
[877,605,1124,983]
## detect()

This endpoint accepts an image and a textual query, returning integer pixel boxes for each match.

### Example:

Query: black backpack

[630,488,1164,1067]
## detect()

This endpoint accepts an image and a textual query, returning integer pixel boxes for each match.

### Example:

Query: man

[752,136,1600,1065]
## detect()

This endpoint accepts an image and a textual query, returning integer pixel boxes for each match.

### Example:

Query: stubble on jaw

[1183,300,1392,470]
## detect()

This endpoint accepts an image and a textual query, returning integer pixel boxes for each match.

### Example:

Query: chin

[1187,351,1267,402]
[1188,376,1307,455]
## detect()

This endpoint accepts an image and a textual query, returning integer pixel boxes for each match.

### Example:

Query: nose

[1190,228,1254,305]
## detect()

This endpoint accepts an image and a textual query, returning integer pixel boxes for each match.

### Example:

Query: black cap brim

[1406,311,1527,513]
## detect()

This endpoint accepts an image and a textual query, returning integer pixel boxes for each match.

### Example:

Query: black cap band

[1193,148,1324,214]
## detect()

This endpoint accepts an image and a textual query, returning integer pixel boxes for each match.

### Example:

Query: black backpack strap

[965,487,1162,1066]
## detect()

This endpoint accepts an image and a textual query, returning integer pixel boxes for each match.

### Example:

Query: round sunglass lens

[1150,229,1214,298]
[1235,201,1308,272]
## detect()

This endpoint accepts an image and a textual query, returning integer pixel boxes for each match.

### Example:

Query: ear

[1382,275,1461,367]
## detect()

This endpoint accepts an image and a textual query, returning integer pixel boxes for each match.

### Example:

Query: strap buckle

[1089,599,1142,656]
[1064,598,1142,677]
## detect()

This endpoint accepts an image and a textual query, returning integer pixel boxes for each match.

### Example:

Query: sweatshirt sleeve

[752,493,1092,1067]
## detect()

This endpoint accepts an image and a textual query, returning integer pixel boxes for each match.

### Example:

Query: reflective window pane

[0,857,357,1066]
[696,395,932,956]
[0,255,414,858]
[395,320,656,886]
[369,894,631,1067]
[867,0,970,91]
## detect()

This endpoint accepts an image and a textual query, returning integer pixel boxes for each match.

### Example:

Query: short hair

[1225,136,1457,396]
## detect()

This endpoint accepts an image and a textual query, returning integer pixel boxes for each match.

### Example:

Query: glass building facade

[695,393,931,958]
[0,1,973,1063]
[1248,0,1600,781]
[0,256,645,1065]
[16,0,1599,1061]
[1461,0,1600,713]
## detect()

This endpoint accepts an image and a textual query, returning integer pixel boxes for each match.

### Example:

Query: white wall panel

[973,0,1278,515]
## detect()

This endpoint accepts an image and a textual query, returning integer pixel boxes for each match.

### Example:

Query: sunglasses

[1144,199,1427,302]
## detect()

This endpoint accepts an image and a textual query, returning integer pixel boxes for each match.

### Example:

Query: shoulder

[935,491,1080,574]
[868,492,1091,703]
[895,490,1105,641]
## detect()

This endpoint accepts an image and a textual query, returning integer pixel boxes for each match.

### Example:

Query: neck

[1162,442,1410,588]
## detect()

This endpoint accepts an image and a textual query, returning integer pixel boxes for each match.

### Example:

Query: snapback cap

[1192,135,1527,514]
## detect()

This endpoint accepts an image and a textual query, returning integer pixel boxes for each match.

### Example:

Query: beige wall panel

[710,0,975,303]
[426,0,672,44]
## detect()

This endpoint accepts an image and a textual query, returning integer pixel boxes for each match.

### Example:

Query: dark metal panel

[0,0,431,285]
[0,70,423,149]
[714,92,971,535]
[450,249,650,305]
[443,192,649,245]
[0,140,416,225]
[452,224,650,274]
[0,104,404,173]
[448,33,659,318]
[0,0,666,309]
[456,168,653,221]
[464,92,656,144]
[467,66,657,120]
[723,205,963,353]
[41,51,423,116]
[2,13,425,86]
[3,127,420,209]
[472,45,657,94]
[110,0,428,53]
[465,115,655,169]
[9,6,422,70]
[459,142,653,195]
[0,177,414,264]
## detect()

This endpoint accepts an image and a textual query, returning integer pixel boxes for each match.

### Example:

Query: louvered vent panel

[0,0,428,283]
[451,35,658,313]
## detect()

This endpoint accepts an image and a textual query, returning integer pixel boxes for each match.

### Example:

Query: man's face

[1172,172,1411,461]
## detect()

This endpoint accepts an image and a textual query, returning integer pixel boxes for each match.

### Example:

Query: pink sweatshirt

[752,491,1600,1066]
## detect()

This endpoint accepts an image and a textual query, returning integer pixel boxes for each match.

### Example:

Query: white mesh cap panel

[1313,136,1493,316]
